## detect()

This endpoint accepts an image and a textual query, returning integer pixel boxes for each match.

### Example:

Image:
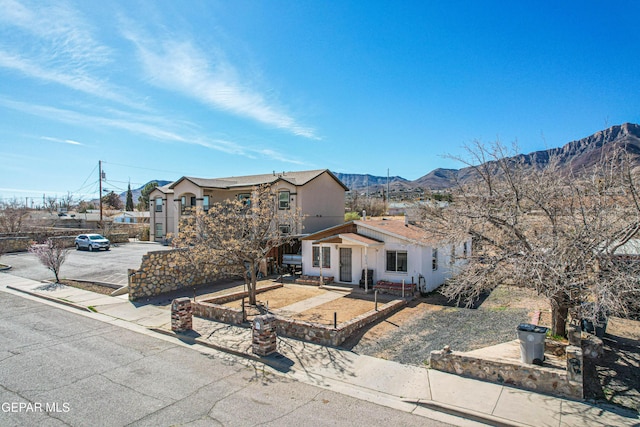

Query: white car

[75,234,110,251]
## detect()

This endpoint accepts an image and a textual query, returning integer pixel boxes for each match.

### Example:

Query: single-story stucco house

[301,216,471,293]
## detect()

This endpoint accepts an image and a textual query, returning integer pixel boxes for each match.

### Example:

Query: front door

[339,248,352,282]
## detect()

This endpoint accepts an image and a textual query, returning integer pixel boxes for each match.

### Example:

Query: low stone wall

[429,345,584,400]
[193,301,245,324]
[192,283,285,324]
[128,249,240,300]
[192,289,407,347]
[0,230,128,253]
[274,299,406,347]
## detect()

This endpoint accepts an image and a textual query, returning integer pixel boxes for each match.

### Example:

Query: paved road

[0,242,170,286]
[0,292,449,427]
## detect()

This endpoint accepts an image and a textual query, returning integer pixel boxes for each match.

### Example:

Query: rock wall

[193,294,406,347]
[279,299,406,347]
[0,231,128,253]
[128,249,240,300]
[430,345,583,400]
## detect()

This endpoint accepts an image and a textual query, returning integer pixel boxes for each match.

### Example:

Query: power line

[102,161,185,177]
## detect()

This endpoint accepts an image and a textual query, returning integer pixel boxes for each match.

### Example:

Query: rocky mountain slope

[342,123,640,191]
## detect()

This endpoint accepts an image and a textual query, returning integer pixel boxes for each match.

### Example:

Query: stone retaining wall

[429,345,584,400]
[0,231,128,253]
[273,299,405,346]
[193,290,407,347]
[128,249,240,300]
[192,283,284,324]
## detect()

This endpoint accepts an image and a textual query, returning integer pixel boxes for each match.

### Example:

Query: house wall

[296,172,346,233]
[301,231,472,290]
[149,189,176,241]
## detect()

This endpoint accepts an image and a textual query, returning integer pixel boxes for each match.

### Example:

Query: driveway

[0,242,171,286]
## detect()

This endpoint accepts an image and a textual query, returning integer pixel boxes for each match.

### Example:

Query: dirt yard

[222,284,326,310]
[292,295,377,326]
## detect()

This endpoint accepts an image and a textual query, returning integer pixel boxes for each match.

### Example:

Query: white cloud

[0,1,143,109]
[0,97,307,164]
[124,31,319,139]
[40,136,83,146]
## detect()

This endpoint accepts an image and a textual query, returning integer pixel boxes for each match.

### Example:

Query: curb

[412,399,523,427]
[6,285,93,313]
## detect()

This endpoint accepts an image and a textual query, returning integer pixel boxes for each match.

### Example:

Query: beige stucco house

[149,169,348,243]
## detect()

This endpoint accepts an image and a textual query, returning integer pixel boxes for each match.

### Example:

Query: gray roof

[169,169,348,190]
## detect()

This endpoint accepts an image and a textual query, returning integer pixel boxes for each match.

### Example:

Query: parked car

[75,234,110,251]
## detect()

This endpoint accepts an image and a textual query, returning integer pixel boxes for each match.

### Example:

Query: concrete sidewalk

[1,272,637,427]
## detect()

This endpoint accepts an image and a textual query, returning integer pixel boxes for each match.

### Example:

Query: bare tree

[29,239,70,283]
[0,198,30,234]
[416,140,640,336]
[173,184,302,305]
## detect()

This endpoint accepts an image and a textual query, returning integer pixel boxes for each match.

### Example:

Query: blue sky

[1,0,639,204]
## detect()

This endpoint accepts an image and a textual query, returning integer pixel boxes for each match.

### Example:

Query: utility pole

[99,160,103,227]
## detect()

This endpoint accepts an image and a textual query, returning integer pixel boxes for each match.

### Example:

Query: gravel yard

[343,285,547,366]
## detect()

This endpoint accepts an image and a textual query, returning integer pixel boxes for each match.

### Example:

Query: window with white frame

[203,196,210,212]
[386,250,407,272]
[432,248,439,271]
[155,198,162,212]
[279,191,290,210]
[312,246,330,268]
[155,223,163,237]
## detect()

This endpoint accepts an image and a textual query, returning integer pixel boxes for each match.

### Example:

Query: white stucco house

[301,216,471,294]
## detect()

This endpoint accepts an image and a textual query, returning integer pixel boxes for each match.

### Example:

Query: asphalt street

[0,242,171,286]
[0,292,449,427]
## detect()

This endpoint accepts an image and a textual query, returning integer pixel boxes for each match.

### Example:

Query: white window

[279,191,290,210]
[155,198,162,212]
[312,246,330,268]
[386,251,407,272]
[155,223,163,237]
[203,196,210,211]
[432,248,439,271]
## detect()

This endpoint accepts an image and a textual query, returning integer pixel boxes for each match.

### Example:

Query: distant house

[113,211,150,224]
[301,216,471,292]
[149,169,349,242]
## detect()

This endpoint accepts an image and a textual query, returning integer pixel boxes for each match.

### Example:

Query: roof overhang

[312,233,383,247]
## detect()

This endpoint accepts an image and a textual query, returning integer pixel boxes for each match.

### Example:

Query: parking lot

[0,241,172,286]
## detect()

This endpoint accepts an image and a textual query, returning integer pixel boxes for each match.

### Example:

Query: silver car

[75,234,110,251]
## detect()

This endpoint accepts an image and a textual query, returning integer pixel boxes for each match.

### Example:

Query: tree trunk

[248,260,257,305]
[550,295,569,337]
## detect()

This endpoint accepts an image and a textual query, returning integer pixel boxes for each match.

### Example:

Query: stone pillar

[171,297,193,332]
[252,314,277,356]
[582,334,604,360]
[566,346,583,381]
[567,325,581,346]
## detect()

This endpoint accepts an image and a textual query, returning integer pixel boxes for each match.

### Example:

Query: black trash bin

[516,323,548,364]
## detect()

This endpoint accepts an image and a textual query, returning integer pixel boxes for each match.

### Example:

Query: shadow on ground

[584,333,640,413]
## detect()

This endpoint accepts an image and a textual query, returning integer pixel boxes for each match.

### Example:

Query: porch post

[364,246,369,292]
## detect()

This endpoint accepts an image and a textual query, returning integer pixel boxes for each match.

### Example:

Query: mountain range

[337,123,640,191]
[124,123,640,199]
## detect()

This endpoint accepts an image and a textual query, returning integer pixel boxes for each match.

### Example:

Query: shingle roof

[169,169,348,190]
[355,217,442,245]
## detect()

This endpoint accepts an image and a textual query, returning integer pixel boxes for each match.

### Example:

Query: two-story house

[149,169,348,244]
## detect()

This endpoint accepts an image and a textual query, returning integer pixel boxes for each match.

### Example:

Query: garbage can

[516,323,548,364]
